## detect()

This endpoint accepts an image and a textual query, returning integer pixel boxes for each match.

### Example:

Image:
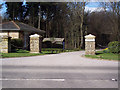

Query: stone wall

[0,36,11,53]
[0,32,8,36]
[0,32,19,39]
[9,32,19,39]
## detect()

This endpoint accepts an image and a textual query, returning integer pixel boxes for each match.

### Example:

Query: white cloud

[85,7,104,12]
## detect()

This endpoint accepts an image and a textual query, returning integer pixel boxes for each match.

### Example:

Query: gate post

[85,34,96,55]
[30,34,42,53]
[0,35,11,53]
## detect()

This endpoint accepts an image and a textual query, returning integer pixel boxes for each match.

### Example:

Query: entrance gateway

[29,33,96,55]
[0,33,96,55]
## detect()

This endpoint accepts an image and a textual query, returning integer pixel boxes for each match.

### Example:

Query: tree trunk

[80,2,85,49]
[74,32,77,48]
[77,29,80,48]
[57,22,59,37]
[80,21,83,49]
[13,9,15,20]
[46,21,48,38]
[64,30,67,49]
[33,17,34,26]
[71,29,74,49]
[38,6,41,29]
[48,21,50,38]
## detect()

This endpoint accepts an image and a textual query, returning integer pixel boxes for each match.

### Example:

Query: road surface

[1,51,118,88]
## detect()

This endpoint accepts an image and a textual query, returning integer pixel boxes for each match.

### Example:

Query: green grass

[42,48,63,50]
[42,48,82,53]
[1,51,58,58]
[1,48,82,58]
[85,51,119,60]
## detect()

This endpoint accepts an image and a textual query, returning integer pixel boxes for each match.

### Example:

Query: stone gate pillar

[0,35,11,53]
[30,34,42,53]
[85,34,96,55]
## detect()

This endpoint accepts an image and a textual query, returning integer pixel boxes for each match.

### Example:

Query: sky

[0,0,102,16]
[85,2,103,12]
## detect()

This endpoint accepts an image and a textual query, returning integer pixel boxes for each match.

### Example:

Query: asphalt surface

[1,51,118,88]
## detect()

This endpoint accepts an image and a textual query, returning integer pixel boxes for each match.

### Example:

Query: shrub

[42,41,63,48]
[11,39,23,51]
[16,49,29,53]
[108,41,120,54]
[42,41,52,48]
[52,43,63,48]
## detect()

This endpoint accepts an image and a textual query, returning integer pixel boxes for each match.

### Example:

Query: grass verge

[85,51,119,60]
[1,48,82,58]
[1,51,58,58]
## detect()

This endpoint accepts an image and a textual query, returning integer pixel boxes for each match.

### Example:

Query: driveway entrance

[2,51,118,88]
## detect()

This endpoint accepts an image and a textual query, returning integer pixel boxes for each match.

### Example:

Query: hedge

[108,41,120,54]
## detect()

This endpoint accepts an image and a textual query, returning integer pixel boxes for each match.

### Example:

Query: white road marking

[0,78,65,81]
[112,79,117,81]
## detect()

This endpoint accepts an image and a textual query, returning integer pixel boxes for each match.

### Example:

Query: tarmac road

[1,51,118,88]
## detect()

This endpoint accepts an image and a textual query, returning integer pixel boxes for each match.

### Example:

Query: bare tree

[75,2,86,49]
[100,2,120,41]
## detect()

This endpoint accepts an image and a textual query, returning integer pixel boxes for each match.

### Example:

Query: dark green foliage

[11,39,23,51]
[42,41,63,48]
[108,41,120,54]
[5,2,25,21]
[53,44,63,48]
[16,49,29,53]
[52,43,63,48]
[42,41,52,48]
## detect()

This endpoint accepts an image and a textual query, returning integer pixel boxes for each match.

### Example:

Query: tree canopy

[3,2,120,49]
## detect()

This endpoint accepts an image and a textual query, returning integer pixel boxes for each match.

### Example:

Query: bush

[52,43,63,48]
[16,49,29,53]
[42,41,63,48]
[42,41,52,48]
[11,39,23,51]
[108,41,120,53]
